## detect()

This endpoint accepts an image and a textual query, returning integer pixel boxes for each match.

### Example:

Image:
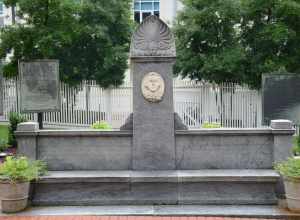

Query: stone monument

[15,15,296,211]
[19,60,60,113]
[130,15,177,170]
[262,73,300,126]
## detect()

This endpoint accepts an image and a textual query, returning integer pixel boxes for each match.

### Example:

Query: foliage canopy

[174,0,300,88]
[0,0,133,87]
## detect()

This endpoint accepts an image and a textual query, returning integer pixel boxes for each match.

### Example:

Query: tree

[0,0,132,87]
[174,0,247,85]
[241,0,300,88]
[174,0,300,88]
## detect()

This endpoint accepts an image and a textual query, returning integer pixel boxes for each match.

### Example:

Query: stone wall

[16,120,294,171]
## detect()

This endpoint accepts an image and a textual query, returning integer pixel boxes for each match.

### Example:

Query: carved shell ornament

[141,72,165,103]
[130,15,176,57]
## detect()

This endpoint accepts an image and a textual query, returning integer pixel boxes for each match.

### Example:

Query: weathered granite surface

[31,170,279,206]
[2,205,300,218]
[131,16,176,170]
[19,60,60,113]
[120,113,188,131]
[16,122,294,171]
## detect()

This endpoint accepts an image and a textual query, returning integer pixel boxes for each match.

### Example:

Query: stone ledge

[16,130,133,137]
[1,205,300,218]
[176,129,295,136]
[38,170,279,183]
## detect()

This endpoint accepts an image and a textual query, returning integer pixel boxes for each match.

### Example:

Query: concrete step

[2,205,300,218]
[32,170,280,206]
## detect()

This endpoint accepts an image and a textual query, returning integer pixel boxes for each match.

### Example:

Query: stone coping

[176,128,295,136]
[1,205,300,217]
[16,128,294,137]
[38,170,279,183]
[15,130,133,137]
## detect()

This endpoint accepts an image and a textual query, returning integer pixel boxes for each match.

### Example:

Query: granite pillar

[271,119,295,200]
[130,16,176,170]
[16,122,39,160]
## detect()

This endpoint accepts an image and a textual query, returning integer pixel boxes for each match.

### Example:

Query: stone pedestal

[130,16,176,170]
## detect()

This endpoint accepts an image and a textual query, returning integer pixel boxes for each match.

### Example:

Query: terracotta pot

[284,177,300,213]
[0,181,30,213]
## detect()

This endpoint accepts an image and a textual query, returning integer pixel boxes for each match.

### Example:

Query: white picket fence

[1,77,262,129]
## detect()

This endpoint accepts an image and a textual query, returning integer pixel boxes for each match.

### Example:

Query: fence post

[85,81,90,124]
[104,88,112,125]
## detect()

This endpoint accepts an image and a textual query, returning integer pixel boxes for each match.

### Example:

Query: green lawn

[0,125,9,142]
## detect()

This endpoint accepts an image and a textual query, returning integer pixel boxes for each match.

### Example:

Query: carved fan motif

[130,15,176,57]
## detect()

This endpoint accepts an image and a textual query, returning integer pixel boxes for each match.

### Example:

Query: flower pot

[284,177,300,213]
[0,181,30,213]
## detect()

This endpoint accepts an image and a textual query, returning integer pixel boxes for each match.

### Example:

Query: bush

[292,136,300,156]
[91,121,112,130]
[202,122,222,129]
[0,139,9,153]
[0,156,47,183]
[8,113,27,147]
[274,158,300,179]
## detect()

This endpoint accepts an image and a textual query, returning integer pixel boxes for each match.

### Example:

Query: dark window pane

[141,2,152,10]
[134,12,140,23]
[154,2,159,11]
[134,2,140,11]
[142,12,151,21]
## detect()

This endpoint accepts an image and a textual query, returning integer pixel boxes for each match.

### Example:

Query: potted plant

[0,156,46,213]
[275,157,300,213]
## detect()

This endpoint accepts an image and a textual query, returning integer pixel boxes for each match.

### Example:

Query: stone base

[2,205,300,218]
[32,170,279,206]
[120,113,188,131]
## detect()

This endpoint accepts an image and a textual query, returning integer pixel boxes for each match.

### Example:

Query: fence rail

[1,77,262,129]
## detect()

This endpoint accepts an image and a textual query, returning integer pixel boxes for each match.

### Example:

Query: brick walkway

[0,216,285,220]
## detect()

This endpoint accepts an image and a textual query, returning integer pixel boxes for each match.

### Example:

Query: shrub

[202,122,222,129]
[0,156,47,183]
[8,113,27,147]
[292,132,300,156]
[91,121,112,130]
[0,139,9,153]
[274,158,300,179]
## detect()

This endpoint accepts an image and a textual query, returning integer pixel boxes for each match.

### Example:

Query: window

[134,0,160,23]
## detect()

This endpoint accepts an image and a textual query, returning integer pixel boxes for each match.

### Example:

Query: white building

[0,0,183,27]
[0,2,18,26]
[133,0,183,25]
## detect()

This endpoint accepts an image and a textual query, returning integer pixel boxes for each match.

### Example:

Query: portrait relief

[141,72,165,103]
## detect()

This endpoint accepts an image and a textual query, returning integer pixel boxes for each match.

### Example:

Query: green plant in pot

[275,157,300,212]
[0,156,46,213]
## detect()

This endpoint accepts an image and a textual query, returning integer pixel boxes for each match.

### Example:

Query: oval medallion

[141,72,165,103]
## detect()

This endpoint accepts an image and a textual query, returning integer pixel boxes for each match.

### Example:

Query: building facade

[133,0,182,25]
[0,0,183,27]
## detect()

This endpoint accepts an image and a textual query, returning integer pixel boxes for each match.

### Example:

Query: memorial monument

[263,73,300,126]
[15,16,295,211]
[131,15,176,170]
[19,60,60,128]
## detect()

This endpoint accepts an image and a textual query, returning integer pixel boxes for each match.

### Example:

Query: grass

[0,125,9,142]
